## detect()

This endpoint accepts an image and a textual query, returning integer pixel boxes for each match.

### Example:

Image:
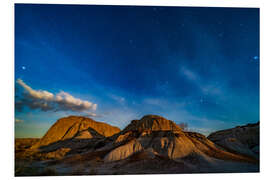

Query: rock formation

[208,122,259,158]
[96,115,256,164]
[16,115,259,176]
[31,116,120,149]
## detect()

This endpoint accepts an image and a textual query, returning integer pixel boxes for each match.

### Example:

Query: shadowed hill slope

[208,122,259,158]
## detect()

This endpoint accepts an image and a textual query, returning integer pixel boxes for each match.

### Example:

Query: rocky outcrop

[100,115,256,163]
[207,122,259,158]
[31,116,120,149]
[104,139,143,162]
[15,138,40,152]
[122,115,183,133]
[16,115,259,175]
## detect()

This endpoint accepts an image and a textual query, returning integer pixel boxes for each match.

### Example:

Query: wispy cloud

[100,108,141,129]
[84,111,103,118]
[109,94,125,105]
[143,97,186,109]
[16,79,97,114]
[181,66,198,81]
[179,66,224,97]
[143,98,164,106]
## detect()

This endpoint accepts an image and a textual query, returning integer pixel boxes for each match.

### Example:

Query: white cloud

[16,79,97,114]
[17,79,54,101]
[55,91,97,111]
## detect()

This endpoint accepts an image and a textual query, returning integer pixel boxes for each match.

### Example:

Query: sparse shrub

[227,138,237,142]
[178,123,188,131]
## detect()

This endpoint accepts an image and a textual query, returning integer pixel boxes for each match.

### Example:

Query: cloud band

[16,79,97,115]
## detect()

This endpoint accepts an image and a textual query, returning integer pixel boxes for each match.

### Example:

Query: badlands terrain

[15,115,259,176]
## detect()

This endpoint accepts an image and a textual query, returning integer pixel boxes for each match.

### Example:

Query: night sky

[15,4,259,138]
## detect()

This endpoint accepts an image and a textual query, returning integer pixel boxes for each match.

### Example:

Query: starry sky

[15,4,259,138]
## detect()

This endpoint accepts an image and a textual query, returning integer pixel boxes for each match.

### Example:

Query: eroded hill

[32,116,121,149]
[208,122,259,159]
[15,115,259,176]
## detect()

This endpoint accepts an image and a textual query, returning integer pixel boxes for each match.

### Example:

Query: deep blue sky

[15,4,259,138]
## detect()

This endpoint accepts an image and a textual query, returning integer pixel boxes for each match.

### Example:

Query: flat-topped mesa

[122,115,183,133]
[31,116,120,149]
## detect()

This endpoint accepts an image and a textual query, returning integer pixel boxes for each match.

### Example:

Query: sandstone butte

[30,114,257,165]
[31,116,121,149]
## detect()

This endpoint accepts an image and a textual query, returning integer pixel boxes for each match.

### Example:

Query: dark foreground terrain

[15,115,259,176]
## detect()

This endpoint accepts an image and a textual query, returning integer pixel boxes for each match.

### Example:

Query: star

[22,66,26,70]
[200,98,204,103]
[253,56,259,60]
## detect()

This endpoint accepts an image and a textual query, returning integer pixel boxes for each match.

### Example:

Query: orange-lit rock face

[122,115,183,133]
[31,116,120,148]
